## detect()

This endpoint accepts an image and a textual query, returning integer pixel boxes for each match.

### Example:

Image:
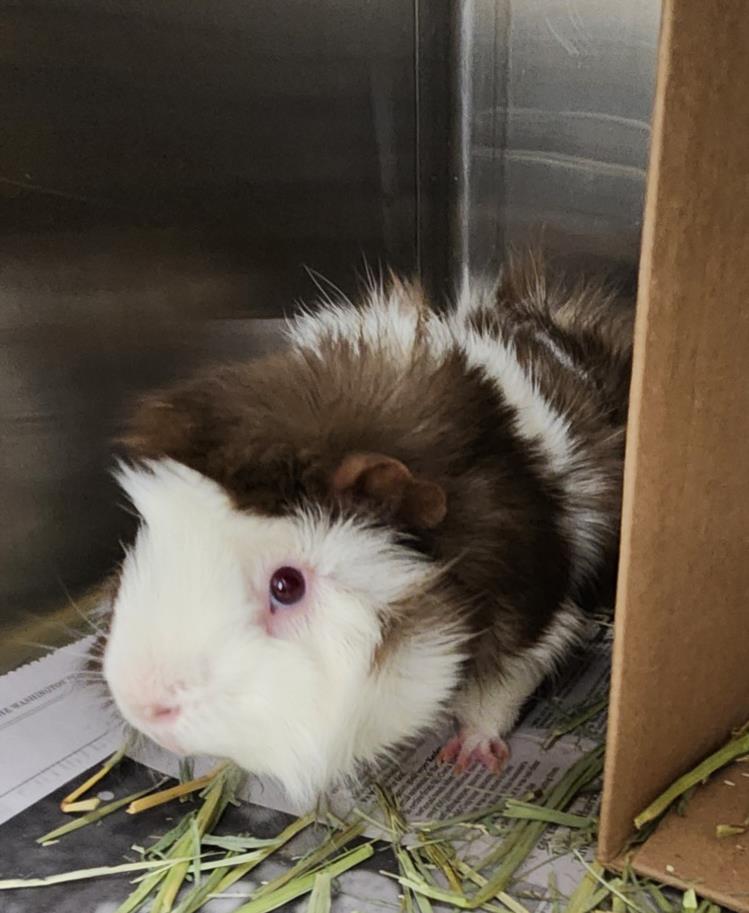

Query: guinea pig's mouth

[146,729,187,757]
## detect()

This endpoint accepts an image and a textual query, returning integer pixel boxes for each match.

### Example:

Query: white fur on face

[104,459,464,802]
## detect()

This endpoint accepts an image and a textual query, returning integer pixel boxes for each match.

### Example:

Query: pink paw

[438,729,510,775]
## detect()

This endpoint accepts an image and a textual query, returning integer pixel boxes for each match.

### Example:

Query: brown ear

[331,452,447,529]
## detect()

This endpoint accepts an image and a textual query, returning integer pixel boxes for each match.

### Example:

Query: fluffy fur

[101,252,633,802]
[105,459,465,800]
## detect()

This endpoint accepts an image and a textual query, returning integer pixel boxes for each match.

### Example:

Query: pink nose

[140,702,181,725]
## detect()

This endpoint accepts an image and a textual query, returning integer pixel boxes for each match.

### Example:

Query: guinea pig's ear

[330,452,447,529]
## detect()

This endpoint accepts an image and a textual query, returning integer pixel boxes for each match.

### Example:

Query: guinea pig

[99,251,633,803]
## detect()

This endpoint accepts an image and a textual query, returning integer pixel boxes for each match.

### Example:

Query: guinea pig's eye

[269,566,306,611]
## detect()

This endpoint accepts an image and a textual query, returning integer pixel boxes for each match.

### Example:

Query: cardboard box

[598,1,749,908]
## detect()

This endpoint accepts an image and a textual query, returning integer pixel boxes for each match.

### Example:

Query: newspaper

[0,625,611,907]
[0,640,121,826]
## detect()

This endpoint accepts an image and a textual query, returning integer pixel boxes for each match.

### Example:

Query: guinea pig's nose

[142,702,181,724]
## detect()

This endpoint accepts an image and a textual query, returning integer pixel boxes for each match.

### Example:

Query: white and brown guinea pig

[99,252,633,803]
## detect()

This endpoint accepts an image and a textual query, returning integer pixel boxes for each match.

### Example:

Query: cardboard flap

[599,0,749,896]
[627,761,749,912]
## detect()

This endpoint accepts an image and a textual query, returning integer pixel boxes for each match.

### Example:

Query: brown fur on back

[118,253,633,682]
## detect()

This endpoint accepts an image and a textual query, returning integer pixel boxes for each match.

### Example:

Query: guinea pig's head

[102,456,463,803]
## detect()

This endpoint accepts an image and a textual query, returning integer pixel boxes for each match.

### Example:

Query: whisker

[55,575,105,635]
[53,620,96,642]
[15,640,100,663]
[16,639,71,655]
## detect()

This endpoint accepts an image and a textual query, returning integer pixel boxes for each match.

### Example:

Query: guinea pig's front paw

[437,727,510,775]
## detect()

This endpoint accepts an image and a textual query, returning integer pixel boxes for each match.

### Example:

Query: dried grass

[7,707,743,912]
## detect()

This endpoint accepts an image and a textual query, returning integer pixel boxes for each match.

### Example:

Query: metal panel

[0,0,661,668]
[453,0,661,285]
[0,0,420,661]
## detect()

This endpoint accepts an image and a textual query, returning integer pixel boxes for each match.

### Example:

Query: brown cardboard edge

[604,762,749,913]
[596,0,669,863]
[598,0,749,868]
[607,857,749,913]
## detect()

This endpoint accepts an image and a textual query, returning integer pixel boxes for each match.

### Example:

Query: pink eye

[269,567,306,610]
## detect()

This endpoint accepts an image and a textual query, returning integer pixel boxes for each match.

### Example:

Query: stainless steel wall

[453,0,660,285]
[0,0,425,662]
[0,0,660,668]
